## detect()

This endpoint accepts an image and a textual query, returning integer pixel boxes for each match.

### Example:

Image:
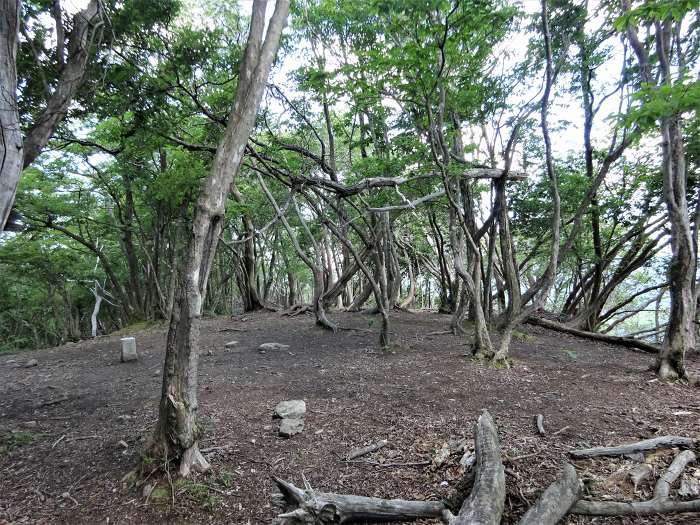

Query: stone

[679,478,700,498]
[258,342,289,352]
[24,359,38,368]
[279,418,304,437]
[224,341,239,348]
[273,400,306,419]
[120,337,138,362]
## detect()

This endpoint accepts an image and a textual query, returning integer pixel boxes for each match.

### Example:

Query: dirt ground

[1,310,699,525]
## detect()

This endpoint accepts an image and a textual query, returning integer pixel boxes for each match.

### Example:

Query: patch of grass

[512,330,536,343]
[149,485,171,504]
[112,319,161,336]
[175,478,221,510]
[213,469,234,489]
[0,430,41,454]
[492,357,515,369]
[563,348,578,361]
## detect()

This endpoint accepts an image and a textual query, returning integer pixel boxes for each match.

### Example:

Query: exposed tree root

[526,316,660,354]
[178,444,210,478]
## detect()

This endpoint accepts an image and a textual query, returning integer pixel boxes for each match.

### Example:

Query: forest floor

[1,310,699,525]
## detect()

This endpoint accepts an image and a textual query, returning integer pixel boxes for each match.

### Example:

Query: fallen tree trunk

[270,413,698,524]
[444,411,505,525]
[570,435,696,459]
[526,316,660,354]
[271,477,446,524]
[517,464,581,525]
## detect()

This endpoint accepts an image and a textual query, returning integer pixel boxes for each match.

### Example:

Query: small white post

[120,337,138,362]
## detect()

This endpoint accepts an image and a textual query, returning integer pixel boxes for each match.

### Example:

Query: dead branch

[570,435,696,459]
[346,440,388,460]
[517,464,581,525]
[271,477,446,524]
[526,316,660,354]
[653,450,696,499]
[572,450,699,517]
[344,460,431,468]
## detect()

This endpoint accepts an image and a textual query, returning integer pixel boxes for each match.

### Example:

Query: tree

[149,0,289,477]
[620,0,700,379]
[0,0,178,232]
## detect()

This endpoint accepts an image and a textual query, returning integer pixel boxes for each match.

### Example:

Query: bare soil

[1,311,699,524]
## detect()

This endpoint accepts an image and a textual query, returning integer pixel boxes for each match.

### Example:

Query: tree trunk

[0,0,23,231]
[658,116,695,380]
[150,0,289,476]
[1,0,103,232]
[232,182,265,311]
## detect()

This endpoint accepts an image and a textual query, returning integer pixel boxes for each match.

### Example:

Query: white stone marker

[120,337,138,362]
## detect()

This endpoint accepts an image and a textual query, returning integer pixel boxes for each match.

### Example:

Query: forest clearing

[2,0,700,523]
[1,311,699,524]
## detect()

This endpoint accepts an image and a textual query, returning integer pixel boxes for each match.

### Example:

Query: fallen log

[271,477,446,524]
[517,463,581,525]
[444,411,505,525]
[653,450,696,499]
[572,450,699,517]
[270,413,698,524]
[570,435,696,459]
[525,316,660,354]
[572,498,700,516]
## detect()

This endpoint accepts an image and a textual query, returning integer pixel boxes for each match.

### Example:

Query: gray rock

[24,359,38,368]
[279,418,304,437]
[679,478,700,498]
[258,342,289,352]
[224,340,239,348]
[120,337,138,362]
[274,400,306,419]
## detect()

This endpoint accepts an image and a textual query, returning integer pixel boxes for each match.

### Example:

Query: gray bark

[0,0,23,231]
[272,477,445,524]
[447,411,505,525]
[151,0,289,476]
[572,450,699,517]
[1,0,103,231]
[570,435,696,459]
[517,464,581,525]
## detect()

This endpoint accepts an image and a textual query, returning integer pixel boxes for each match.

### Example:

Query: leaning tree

[149,0,290,476]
